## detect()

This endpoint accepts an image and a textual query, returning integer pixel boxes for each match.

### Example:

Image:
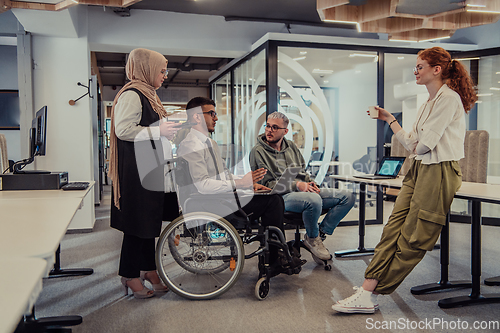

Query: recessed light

[292,56,306,61]
[477,93,493,97]
[286,79,293,82]
[489,87,500,91]
[300,51,307,55]
[349,53,378,58]
[323,80,329,84]
[398,57,404,60]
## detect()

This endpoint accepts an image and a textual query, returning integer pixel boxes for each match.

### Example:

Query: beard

[266,135,282,144]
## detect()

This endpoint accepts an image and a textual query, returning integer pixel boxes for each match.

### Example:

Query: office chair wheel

[156,212,244,300]
[311,253,333,270]
[255,277,270,300]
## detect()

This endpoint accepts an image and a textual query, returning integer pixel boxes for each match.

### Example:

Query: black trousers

[241,194,285,263]
[241,193,284,232]
[118,233,157,278]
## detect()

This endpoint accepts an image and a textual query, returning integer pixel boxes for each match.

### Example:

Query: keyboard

[62,182,90,191]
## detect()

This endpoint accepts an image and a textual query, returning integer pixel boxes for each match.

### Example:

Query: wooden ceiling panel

[318,0,500,41]
[360,17,424,34]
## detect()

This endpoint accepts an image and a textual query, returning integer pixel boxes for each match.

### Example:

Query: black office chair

[283,209,332,271]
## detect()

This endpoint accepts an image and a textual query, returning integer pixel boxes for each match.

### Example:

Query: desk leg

[334,183,375,257]
[49,244,93,278]
[22,306,82,332]
[411,214,471,295]
[439,201,500,308]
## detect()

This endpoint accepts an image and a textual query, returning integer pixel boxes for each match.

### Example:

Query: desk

[331,175,500,308]
[330,175,402,257]
[0,257,46,333]
[0,184,94,331]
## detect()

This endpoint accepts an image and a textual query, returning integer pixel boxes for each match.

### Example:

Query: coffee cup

[369,106,379,119]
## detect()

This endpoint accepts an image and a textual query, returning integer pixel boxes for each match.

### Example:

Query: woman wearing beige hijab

[109,48,180,298]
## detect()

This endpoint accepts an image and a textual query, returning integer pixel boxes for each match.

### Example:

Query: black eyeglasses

[203,111,217,118]
[264,124,287,131]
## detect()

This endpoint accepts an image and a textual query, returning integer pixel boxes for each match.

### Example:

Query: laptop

[254,166,302,195]
[353,156,406,180]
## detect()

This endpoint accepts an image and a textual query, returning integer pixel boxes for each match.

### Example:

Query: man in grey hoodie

[249,112,355,260]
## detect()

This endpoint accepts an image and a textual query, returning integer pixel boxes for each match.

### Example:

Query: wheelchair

[155,158,304,300]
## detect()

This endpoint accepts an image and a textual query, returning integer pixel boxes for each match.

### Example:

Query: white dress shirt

[395,84,466,164]
[176,128,240,194]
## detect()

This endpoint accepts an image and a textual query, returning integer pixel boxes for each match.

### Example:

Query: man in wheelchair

[176,97,304,279]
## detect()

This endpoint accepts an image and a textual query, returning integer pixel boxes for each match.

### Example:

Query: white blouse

[114,90,174,192]
[395,84,466,164]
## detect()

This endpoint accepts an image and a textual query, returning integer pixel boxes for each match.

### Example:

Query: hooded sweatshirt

[249,134,312,193]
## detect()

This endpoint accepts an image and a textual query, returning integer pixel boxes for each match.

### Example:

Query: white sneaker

[304,234,331,260]
[332,287,379,314]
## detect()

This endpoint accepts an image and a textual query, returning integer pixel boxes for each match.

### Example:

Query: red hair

[418,47,477,113]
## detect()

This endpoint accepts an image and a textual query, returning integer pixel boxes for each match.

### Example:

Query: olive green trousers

[365,159,462,294]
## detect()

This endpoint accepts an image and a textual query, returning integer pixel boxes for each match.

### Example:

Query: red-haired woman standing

[332,46,477,314]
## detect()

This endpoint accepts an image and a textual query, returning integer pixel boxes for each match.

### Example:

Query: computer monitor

[31,106,47,157]
[13,106,49,174]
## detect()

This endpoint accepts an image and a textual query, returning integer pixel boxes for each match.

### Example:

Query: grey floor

[34,186,500,333]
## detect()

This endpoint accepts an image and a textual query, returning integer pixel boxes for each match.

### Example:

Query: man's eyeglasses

[413,65,429,74]
[264,124,287,131]
[203,111,217,118]
[160,69,168,77]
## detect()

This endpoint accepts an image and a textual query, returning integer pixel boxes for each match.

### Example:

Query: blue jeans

[282,189,355,238]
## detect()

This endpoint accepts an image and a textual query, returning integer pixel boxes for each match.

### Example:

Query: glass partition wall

[210,40,500,226]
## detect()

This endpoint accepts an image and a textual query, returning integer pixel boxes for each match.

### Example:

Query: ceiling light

[281,94,287,97]
[286,79,293,82]
[477,93,493,96]
[221,92,226,96]
[292,56,306,61]
[300,51,307,55]
[496,71,500,74]
[312,69,334,74]
[349,53,378,58]
[467,9,500,14]
[489,87,500,91]
[454,57,480,61]
[467,3,487,7]
[323,80,329,84]
[389,39,418,43]
[418,36,451,43]
[323,19,361,32]
[398,57,404,60]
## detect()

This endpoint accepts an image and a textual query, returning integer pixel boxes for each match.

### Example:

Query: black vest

[110,88,178,238]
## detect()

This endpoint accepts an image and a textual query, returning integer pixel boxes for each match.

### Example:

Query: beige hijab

[109,48,168,209]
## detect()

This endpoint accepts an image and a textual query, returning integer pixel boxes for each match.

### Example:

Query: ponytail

[418,47,477,113]
[445,59,477,113]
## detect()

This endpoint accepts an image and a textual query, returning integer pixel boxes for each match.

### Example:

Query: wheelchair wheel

[156,212,244,300]
[255,277,269,300]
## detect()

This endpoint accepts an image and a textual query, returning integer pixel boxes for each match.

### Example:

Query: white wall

[29,13,95,229]
[0,45,21,162]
